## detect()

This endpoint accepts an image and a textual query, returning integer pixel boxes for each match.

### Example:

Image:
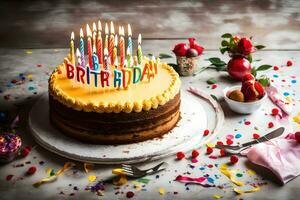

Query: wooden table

[0,42,300,199]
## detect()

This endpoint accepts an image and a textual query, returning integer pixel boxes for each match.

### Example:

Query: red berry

[220,149,226,157]
[271,108,279,116]
[126,191,135,198]
[211,84,217,89]
[26,166,37,175]
[191,150,199,158]
[287,60,293,66]
[268,122,274,128]
[253,133,260,139]
[21,148,30,157]
[226,139,233,145]
[176,152,185,160]
[242,73,255,82]
[230,155,239,164]
[295,132,300,142]
[206,147,213,155]
[273,66,279,71]
[203,129,210,136]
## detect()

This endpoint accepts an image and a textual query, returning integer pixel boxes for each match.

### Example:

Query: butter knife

[215,127,285,151]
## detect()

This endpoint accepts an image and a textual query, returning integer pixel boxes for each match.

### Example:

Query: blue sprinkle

[273,74,279,78]
[291,80,297,84]
[235,134,242,139]
[28,86,35,91]
[19,73,24,77]
[7,83,13,88]
[199,167,205,170]
[238,121,242,124]
[283,92,289,96]
[207,177,214,183]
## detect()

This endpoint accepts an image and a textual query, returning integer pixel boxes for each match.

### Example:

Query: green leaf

[221,40,229,47]
[221,33,232,38]
[257,75,270,87]
[208,57,227,66]
[251,67,257,77]
[255,45,266,50]
[158,53,173,59]
[206,78,217,85]
[147,53,153,57]
[210,94,218,102]
[220,47,228,54]
[247,54,253,63]
[256,64,272,71]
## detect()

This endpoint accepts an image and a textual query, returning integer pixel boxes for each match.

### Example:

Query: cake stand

[29,90,224,164]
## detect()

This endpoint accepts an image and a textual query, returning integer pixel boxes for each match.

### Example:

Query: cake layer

[49,93,181,144]
[49,58,181,113]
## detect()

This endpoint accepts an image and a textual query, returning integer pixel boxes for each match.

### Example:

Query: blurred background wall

[0,0,299,49]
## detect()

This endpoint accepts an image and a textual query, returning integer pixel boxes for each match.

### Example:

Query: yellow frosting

[49,56,181,113]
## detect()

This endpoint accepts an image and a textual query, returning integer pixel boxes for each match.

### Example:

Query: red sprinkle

[268,122,274,128]
[271,108,279,116]
[220,149,226,157]
[273,66,279,71]
[207,164,214,168]
[230,155,239,164]
[191,150,199,158]
[217,141,224,145]
[253,133,260,139]
[244,121,251,125]
[206,147,213,155]
[226,139,233,145]
[211,84,217,89]
[287,60,293,66]
[6,175,14,181]
[36,64,42,67]
[26,166,37,175]
[126,191,135,198]
[21,148,30,157]
[203,129,210,136]
[176,152,185,160]
[295,132,300,142]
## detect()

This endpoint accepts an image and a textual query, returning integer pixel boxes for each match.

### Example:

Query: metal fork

[121,162,168,178]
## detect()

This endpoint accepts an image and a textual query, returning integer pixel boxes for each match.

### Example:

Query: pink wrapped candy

[0,133,22,162]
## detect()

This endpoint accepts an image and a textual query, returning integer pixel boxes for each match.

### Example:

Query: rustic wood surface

[0,0,300,49]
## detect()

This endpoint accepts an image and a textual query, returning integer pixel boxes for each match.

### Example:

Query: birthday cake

[48,21,181,144]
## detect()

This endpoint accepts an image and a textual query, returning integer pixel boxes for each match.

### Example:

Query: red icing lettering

[66,63,75,79]
[76,66,85,84]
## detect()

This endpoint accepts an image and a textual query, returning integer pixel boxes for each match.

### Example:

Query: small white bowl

[223,85,267,114]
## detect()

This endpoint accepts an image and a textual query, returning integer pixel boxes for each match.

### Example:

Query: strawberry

[242,73,255,82]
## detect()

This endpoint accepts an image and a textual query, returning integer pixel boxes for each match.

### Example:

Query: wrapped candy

[0,133,22,163]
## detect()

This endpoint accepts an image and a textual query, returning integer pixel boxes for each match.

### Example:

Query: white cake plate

[29,90,223,164]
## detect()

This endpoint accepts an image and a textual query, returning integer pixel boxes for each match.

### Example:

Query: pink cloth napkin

[241,133,300,184]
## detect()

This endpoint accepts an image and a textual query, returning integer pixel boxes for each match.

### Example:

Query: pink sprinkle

[244,121,251,125]
[191,158,198,163]
[226,134,234,140]
[211,84,217,89]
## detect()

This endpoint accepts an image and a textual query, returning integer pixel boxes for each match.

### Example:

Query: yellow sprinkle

[285,96,292,104]
[206,143,215,148]
[88,175,97,182]
[45,167,52,175]
[27,74,33,79]
[213,195,223,199]
[26,50,33,55]
[293,113,300,125]
[234,186,260,194]
[132,181,142,191]
[84,163,94,173]
[247,169,256,175]
[112,168,125,175]
[112,175,127,186]
[159,188,166,195]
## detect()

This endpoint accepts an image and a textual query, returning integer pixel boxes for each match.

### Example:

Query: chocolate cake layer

[49,93,181,144]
